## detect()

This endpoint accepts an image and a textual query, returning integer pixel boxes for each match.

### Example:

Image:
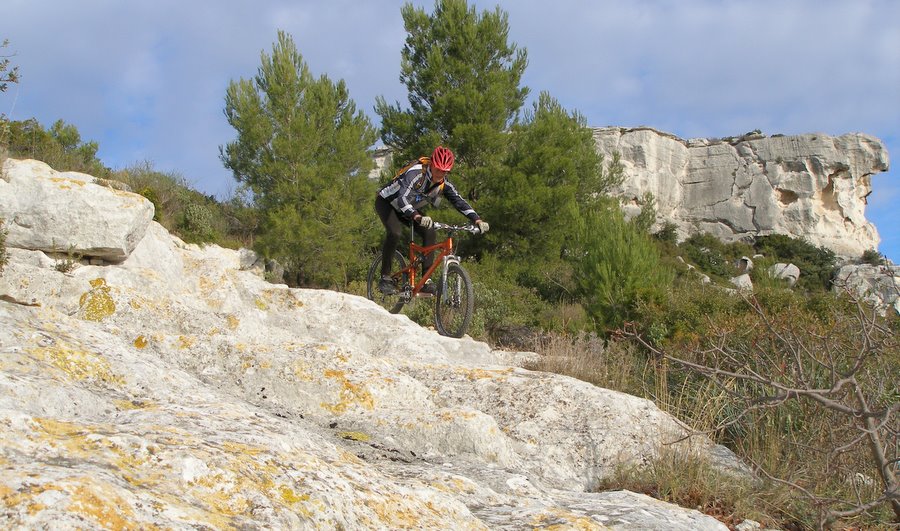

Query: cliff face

[593,127,889,257]
[372,129,890,257]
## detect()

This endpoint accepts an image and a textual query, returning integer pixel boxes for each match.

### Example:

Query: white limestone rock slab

[0,158,154,261]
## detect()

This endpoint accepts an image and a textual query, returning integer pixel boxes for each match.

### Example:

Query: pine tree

[480,92,610,260]
[571,200,673,332]
[221,31,377,288]
[376,0,528,196]
[3,118,108,177]
[474,92,620,299]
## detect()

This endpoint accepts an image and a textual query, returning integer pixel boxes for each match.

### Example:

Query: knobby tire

[434,263,473,338]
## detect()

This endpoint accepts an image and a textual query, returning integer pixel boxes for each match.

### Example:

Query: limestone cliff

[594,127,889,257]
[371,128,889,257]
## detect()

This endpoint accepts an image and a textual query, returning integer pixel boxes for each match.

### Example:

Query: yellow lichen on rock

[320,369,375,414]
[293,361,315,382]
[531,508,607,530]
[279,485,310,505]
[257,288,304,311]
[428,476,478,495]
[78,278,116,322]
[338,431,371,442]
[67,479,138,531]
[133,336,148,349]
[26,342,124,385]
[177,335,196,350]
[113,399,155,411]
[183,441,322,525]
[0,480,57,519]
[457,367,513,381]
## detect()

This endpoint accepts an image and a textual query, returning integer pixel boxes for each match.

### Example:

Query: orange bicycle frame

[402,236,454,295]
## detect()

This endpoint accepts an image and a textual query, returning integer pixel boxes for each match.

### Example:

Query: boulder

[0,158,154,261]
[769,263,801,286]
[736,256,754,273]
[730,273,754,291]
[834,264,900,314]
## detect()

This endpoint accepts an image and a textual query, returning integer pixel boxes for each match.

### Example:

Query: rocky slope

[0,158,746,529]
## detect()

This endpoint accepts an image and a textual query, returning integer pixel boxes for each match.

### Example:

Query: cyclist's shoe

[378,276,396,295]
[419,279,436,296]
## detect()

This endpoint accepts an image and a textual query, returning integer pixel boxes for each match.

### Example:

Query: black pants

[375,196,435,277]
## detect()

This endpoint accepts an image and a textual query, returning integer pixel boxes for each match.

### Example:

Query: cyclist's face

[431,167,448,182]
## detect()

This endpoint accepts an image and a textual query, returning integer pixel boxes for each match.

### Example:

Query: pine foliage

[376,0,528,195]
[571,201,673,332]
[2,119,109,177]
[221,30,377,287]
[0,38,18,93]
[481,92,609,262]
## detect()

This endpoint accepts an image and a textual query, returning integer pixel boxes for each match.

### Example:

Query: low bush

[113,161,237,248]
[524,332,649,396]
[3,118,110,178]
[570,202,674,333]
[465,254,552,340]
[595,450,760,529]
[679,233,752,281]
[633,293,899,529]
[636,276,744,346]
[753,234,837,292]
[862,248,886,266]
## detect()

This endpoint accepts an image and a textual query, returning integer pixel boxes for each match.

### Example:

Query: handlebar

[432,221,483,235]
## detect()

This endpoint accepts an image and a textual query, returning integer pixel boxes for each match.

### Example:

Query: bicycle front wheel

[434,263,474,338]
[366,250,408,314]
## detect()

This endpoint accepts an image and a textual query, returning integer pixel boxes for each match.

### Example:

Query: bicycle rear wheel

[366,250,408,314]
[434,263,474,338]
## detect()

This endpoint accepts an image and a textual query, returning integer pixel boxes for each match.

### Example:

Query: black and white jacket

[377,160,479,223]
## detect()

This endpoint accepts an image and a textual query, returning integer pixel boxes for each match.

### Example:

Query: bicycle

[366,221,481,338]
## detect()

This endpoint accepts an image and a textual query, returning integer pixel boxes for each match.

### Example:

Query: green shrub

[595,449,758,527]
[861,248,885,266]
[114,161,239,248]
[638,279,744,345]
[3,118,110,177]
[653,221,679,245]
[637,293,899,530]
[462,254,550,340]
[524,333,651,398]
[753,234,836,292]
[178,202,220,244]
[630,191,657,234]
[138,187,162,222]
[679,233,753,280]
[571,202,674,333]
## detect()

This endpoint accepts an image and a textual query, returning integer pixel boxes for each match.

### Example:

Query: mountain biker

[375,145,489,294]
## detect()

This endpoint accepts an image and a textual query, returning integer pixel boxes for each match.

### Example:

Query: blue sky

[4,0,898,261]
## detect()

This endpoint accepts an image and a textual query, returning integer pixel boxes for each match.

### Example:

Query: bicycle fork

[440,255,461,304]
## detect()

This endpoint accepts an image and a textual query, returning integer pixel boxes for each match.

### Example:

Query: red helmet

[430,146,455,171]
